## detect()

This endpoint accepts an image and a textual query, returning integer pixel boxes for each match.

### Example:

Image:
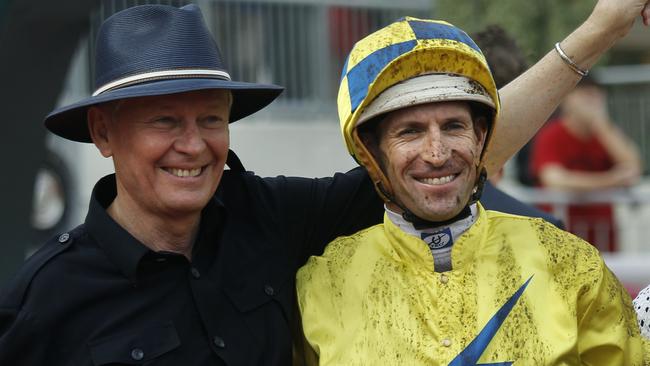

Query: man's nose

[420,130,449,167]
[174,121,206,155]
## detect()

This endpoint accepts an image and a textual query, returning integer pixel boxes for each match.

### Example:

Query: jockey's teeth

[419,175,453,186]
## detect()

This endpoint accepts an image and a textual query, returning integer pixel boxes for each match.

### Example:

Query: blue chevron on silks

[448,276,533,366]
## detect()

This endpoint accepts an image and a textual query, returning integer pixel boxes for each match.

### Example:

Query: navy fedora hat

[45,3,283,142]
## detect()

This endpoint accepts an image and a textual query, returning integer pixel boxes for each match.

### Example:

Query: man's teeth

[419,175,454,185]
[168,168,202,177]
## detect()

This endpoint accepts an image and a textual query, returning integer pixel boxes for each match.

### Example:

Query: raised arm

[484,0,650,175]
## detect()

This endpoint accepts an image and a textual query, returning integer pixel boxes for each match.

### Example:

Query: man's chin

[160,194,213,215]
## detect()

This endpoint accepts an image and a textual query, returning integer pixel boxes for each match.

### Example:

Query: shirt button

[191,267,201,279]
[440,274,449,284]
[131,348,144,360]
[441,339,452,347]
[58,233,70,243]
[264,285,275,296]
[213,336,225,348]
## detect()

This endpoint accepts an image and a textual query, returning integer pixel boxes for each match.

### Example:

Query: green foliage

[434,0,596,63]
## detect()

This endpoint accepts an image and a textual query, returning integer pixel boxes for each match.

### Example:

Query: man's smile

[415,174,458,186]
[162,166,206,178]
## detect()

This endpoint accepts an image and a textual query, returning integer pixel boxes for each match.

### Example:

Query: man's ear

[87,105,113,158]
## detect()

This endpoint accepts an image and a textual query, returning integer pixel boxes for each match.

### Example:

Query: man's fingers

[643,2,650,26]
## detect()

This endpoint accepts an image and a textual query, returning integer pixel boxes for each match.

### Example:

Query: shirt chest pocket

[224,255,294,323]
[222,259,295,357]
[226,278,293,323]
[89,322,180,365]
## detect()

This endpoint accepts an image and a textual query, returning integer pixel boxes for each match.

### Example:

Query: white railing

[504,184,650,222]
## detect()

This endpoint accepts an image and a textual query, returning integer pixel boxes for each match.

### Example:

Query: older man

[296,17,645,365]
[0,5,383,365]
[0,1,647,365]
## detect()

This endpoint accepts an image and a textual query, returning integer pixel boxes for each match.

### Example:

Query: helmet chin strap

[468,167,488,205]
[376,167,488,230]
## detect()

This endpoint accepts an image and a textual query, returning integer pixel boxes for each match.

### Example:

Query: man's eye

[202,116,226,128]
[153,116,176,125]
[398,128,419,136]
[443,121,465,131]
[204,116,222,123]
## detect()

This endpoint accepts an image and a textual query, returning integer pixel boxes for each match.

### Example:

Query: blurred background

[1,0,649,293]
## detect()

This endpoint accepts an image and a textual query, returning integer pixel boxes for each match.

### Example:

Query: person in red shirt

[531,77,642,251]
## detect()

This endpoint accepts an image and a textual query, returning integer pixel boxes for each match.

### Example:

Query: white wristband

[554,42,589,77]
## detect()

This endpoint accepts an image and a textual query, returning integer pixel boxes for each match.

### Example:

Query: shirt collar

[385,204,478,244]
[383,203,488,272]
[85,174,225,283]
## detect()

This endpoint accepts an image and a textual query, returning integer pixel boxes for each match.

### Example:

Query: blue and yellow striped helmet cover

[338,17,500,199]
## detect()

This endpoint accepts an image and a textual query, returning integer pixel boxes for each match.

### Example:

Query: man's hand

[588,0,650,37]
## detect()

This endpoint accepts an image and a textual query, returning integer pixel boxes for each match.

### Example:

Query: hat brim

[45,78,284,142]
[357,73,495,126]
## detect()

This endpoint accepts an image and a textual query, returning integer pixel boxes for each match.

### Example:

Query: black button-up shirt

[0,160,383,365]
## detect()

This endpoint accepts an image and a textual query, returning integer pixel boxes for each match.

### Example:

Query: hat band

[92,69,232,96]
